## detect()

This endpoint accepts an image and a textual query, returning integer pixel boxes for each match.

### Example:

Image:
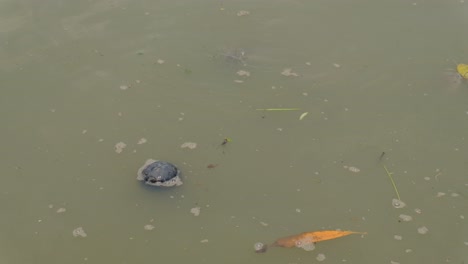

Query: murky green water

[1,0,468,263]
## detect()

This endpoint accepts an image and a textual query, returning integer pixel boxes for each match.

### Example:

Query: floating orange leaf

[272,230,367,248]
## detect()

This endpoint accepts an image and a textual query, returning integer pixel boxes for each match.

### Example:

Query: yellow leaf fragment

[457,64,468,79]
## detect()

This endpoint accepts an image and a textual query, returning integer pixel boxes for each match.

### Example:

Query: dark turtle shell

[137,159,182,187]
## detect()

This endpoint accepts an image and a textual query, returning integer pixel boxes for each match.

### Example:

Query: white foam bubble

[237,10,250,16]
[316,253,326,261]
[392,199,406,208]
[236,70,250,77]
[180,142,197,149]
[72,227,87,238]
[295,237,315,251]
[417,226,428,234]
[144,224,155,230]
[137,138,147,145]
[281,68,299,77]
[399,214,412,222]
[114,142,126,153]
[190,207,201,216]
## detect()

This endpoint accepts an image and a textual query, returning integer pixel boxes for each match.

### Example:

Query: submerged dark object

[137,159,182,187]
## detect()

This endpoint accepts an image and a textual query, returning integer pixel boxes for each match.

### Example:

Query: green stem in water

[383,165,401,201]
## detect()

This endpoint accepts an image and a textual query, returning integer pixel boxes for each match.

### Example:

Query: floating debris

[394,235,403,240]
[316,253,326,261]
[417,226,429,234]
[190,207,201,216]
[343,165,360,173]
[207,164,218,169]
[56,208,66,214]
[333,63,341,68]
[200,239,209,243]
[259,221,269,227]
[299,112,308,120]
[180,142,197,149]
[236,70,250,77]
[254,242,267,253]
[384,166,402,202]
[392,199,406,209]
[237,10,250,16]
[72,227,87,238]
[270,230,366,252]
[414,208,422,214]
[399,214,412,222]
[437,192,446,197]
[281,68,299,77]
[137,138,147,145]
[119,85,129,90]
[234,79,244,83]
[295,208,301,213]
[114,142,127,154]
[144,224,155,230]
[457,63,468,78]
[157,59,165,64]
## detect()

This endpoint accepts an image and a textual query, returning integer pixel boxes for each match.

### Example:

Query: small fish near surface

[255,230,367,253]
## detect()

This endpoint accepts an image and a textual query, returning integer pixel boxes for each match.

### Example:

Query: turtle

[137,159,183,187]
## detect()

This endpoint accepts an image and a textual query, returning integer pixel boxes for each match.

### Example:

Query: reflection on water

[1,0,468,263]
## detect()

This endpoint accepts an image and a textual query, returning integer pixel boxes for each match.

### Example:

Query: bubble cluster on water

[417,226,429,234]
[72,227,87,238]
[344,165,360,173]
[190,207,201,216]
[294,237,315,251]
[399,214,412,222]
[236,70,250,77]
[180,142,197,149]
[254,242,264,252]
[281,68,299,77]
[316,253,326,261]
[392,199,406,209]
[114,142,126,154]
[237,10,250,16]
